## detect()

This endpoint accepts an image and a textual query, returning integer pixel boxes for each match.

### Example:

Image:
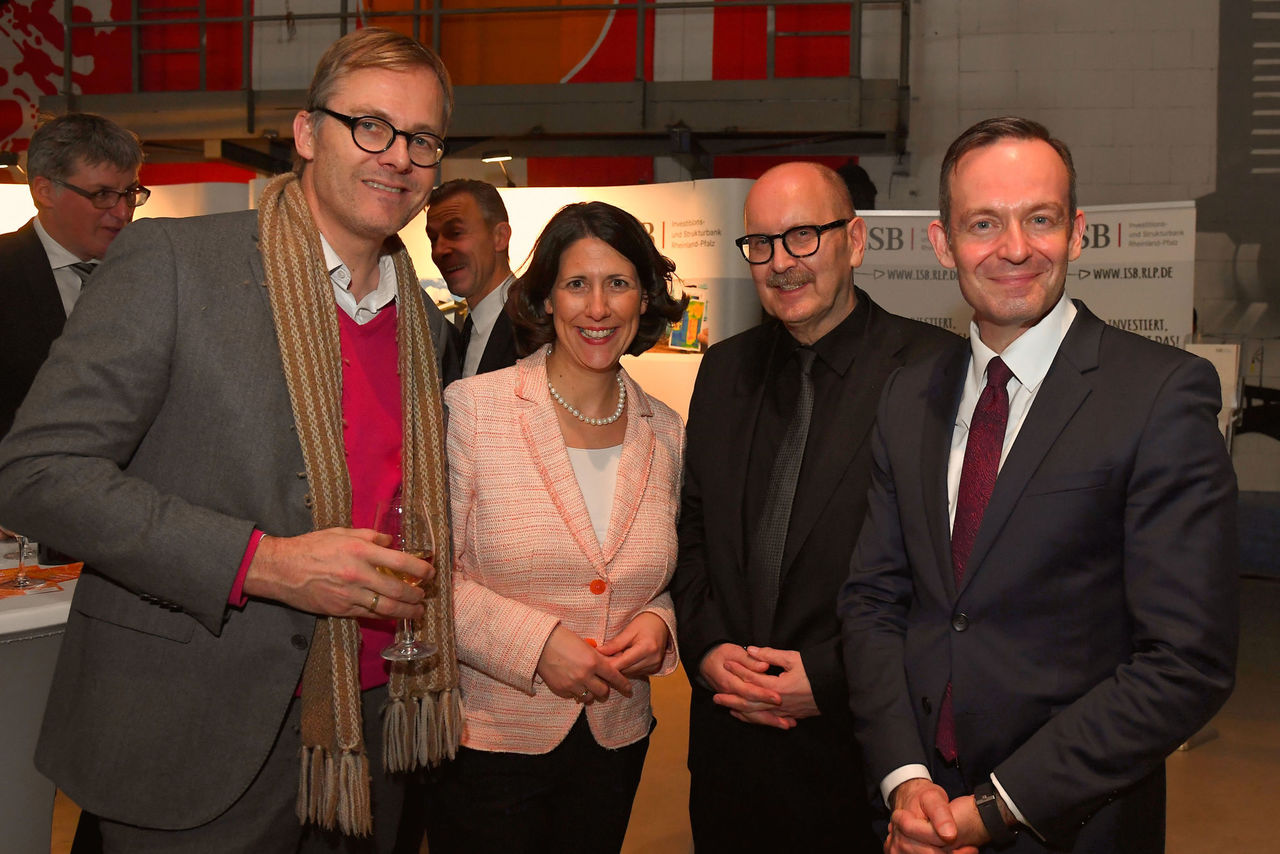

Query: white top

[879,291,1077,837]
[565,444,622,546]
[321,235,398,325]
[32,217,92,317]
[462,273,515,378]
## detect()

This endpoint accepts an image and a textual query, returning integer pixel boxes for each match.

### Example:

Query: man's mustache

[766,269,815,289]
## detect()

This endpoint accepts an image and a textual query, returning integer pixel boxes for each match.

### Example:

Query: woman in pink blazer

[426,202,689,853]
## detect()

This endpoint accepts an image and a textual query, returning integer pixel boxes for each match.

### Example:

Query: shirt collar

[967,291,1077,392]
[466,273,515,334]
[32,216,92,269]
[320,234,398,318]
[788,284,869,377]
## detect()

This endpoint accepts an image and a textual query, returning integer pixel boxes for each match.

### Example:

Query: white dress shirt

[32,217,93,317]
[321,235,397,324]
[880,292,1077,836]
[461,273,514,378]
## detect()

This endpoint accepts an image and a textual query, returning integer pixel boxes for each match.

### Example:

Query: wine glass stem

[16,536,28,584]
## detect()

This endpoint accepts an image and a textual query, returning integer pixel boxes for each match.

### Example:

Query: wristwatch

[973,781,1019,847]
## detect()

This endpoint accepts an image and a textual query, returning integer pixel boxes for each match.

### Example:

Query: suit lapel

[924,342,969,599]
[957,305,1101,594]
[601,371,655,564]
[722,327,776,577]
[517,353,606,570]
[18,222,69,343]
[477,310,518,374]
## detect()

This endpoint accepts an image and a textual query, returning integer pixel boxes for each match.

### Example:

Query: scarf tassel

[382,688,464,773]
[296,745,372,836]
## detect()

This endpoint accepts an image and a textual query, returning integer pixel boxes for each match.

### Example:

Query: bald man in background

[671,162,956,851]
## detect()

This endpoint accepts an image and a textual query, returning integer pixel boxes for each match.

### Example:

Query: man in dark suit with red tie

[0,112,144,438]
[839,117,1238,853]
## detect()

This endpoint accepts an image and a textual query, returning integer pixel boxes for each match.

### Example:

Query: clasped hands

[244,527,433,619]
[699,643,819,729]
[536,612,670,704]
[885,778,989,854]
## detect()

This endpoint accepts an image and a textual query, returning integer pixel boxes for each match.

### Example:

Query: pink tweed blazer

[443,347,683,754]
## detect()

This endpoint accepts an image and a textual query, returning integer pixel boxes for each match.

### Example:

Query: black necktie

[68,261,96,285]
[460,314,475,358]
[749,347,816,638]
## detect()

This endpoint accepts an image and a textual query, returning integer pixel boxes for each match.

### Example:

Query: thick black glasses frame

[735,219,849,264]
[319,108,445,168]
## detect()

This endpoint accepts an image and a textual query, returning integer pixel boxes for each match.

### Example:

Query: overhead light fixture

[481,149,516,188]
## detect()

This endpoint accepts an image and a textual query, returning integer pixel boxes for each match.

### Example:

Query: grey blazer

[0,209,456,829]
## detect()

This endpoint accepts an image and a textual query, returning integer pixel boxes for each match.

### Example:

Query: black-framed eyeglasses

[318,108,446,168]
[53,179,151,210]
[735,219,849,264]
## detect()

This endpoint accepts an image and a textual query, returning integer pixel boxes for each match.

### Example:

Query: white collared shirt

[461,273,515,378]
[321,234,398,325]
[880,291,1077,837]
[32,217,94,317]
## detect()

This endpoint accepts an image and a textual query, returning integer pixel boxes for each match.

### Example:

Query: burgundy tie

[936,356,1013,763]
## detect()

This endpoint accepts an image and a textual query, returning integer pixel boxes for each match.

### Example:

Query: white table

[1,551,76,854]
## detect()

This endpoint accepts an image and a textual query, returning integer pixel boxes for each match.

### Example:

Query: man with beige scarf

[0,29,460,853]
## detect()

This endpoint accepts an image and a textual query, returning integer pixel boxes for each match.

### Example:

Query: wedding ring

[368,592,381,613]
[580,689,591,701]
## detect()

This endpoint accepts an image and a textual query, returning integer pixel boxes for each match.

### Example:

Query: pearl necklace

[548,372,626,426]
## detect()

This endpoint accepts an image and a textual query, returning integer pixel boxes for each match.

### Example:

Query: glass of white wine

[373,496,438,662]
[0,533,38,590]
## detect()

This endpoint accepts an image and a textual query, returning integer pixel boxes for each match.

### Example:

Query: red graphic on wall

[1,1,132,151]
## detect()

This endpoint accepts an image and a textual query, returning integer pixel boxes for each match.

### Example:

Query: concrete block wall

[888,0,1219,210]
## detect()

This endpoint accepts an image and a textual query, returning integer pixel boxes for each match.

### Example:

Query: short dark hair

[509,201,689,358]
[938,116,1076,231]
[27,112,143,183]
[428,178,509,229]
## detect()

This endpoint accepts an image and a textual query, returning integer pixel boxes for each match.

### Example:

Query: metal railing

[61,0,908,97]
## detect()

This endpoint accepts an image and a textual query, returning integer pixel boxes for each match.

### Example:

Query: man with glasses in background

[671,161,956,851]
[0,112,145,439]
[0,29,459,852]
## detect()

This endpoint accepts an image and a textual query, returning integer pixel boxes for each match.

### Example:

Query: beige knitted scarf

[257,173,461,837]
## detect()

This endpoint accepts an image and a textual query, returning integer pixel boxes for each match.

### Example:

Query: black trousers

[424,712,651,854]
[687,699,880,854]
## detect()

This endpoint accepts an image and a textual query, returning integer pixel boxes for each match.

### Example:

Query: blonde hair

[306,28,453,127]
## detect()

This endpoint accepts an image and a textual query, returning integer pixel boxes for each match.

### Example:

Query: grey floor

[52,578,1278,853]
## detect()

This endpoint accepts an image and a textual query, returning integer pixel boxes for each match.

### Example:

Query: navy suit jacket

[472,307,518,375]
[839,303,1238,852]
[0,219,65,438]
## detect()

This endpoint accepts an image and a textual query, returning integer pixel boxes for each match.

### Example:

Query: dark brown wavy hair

[509,201,689,357]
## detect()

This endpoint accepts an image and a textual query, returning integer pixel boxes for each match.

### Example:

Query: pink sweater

[337,305,402,690]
